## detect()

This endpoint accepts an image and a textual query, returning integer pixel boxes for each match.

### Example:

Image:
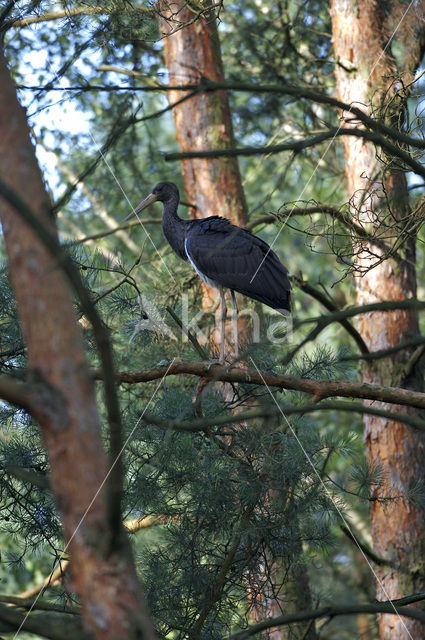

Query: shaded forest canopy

[1,1,425,639]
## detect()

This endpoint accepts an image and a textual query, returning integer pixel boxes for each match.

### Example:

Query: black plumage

[125,181,291,360]
[185,216,290,312]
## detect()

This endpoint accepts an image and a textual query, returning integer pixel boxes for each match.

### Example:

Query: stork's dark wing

[185,217,291,312]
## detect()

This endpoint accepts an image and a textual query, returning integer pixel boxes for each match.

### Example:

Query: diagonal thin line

[13,357,176,639]
[249,356,415,640]
[86,129,176,281]
[44,84,176,281]
[369,0,416,78]
[249,137,336,285]
[249,0,416,285]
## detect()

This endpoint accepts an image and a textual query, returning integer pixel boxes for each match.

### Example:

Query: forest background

[1,1,425,639]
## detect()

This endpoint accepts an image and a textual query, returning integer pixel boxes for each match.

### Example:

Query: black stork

[125,182,291,362]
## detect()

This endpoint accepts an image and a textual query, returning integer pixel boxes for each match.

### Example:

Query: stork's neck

[161,194,189,260]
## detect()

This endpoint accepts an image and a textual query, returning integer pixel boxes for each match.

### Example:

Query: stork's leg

[230,290,239,360]
[219,286,227,363]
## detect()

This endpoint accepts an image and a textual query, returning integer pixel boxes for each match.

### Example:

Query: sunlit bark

[330,2,425,637]
[158,4,314,637]
[159,0,249,357]
[0,48,156,640]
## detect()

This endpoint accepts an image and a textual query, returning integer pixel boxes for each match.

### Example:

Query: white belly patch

[185,238,219,289]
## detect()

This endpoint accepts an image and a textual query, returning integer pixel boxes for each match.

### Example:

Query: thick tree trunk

[330,2,425,638]
[158,5,315,639]
[0,49,156,640]
[159,0,248,357]
[159,1,247,226]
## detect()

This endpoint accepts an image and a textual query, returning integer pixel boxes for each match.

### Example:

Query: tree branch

[340,525,395,568]
[340,337,425,363]
[51,110,139,215]
[285,299,425,365]
[7,4,153,29]
[51,91,198,215]
[0,594,78,615]
[15,79,425,154]
[17,515,163,601]
[142,400,425,431]
[0,375,33,411]
[68,219,160,245]
[0,602,84,639]
[294,276,369,354]
[164,126,425,179]
[18,561,69,599]
[92,360,425,410]
[191,508,254,640]
[247,207,397,264]
[124,514,169,533]
[166,305,209,360]
[227,596,425,639]
[296,299,425,328]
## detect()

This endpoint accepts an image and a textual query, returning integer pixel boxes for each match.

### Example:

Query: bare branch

[51,91,198,214]
[340,526,396,569]
[286,299,425,365]
[0,594,78,615]
[294,276,369,354]
[166,305,209,360]
[67,219,158,245]
[142,400,425,432]
[340,337,425,364]
[51,110,139,215]
[14,78,425,155]
[247,206,397,263]
[164,127,425,180]
[296,299,425,327]
[7,4,153,29]
[0,375,33,412]
[18,561,69,599]
[228,596,425,640]
[97,65,161,86]
[124,514,169,532]
[93,360,425,410]
[0,602,84,639]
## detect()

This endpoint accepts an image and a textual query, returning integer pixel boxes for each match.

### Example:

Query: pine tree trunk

[0,48,156,640]
[159,1,247,226]
[159,0,248,357]
[158,6,316,639]
[330,2,425,637]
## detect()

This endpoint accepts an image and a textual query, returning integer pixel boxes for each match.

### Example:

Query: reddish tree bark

[330,2,425,638]
[158,0,249,358]
[0,48,157,640]
[159,1,247,226]
[158,5,315,638]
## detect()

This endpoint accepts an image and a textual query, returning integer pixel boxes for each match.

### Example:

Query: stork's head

[151,181,179,203]
[124,181,179,221]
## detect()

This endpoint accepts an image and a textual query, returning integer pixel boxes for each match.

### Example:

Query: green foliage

[2,1,424,638]
[129,406,340,636]
[291,344,353,380]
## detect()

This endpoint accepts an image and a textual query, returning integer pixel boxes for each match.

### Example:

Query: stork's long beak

[123,192,158,222]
